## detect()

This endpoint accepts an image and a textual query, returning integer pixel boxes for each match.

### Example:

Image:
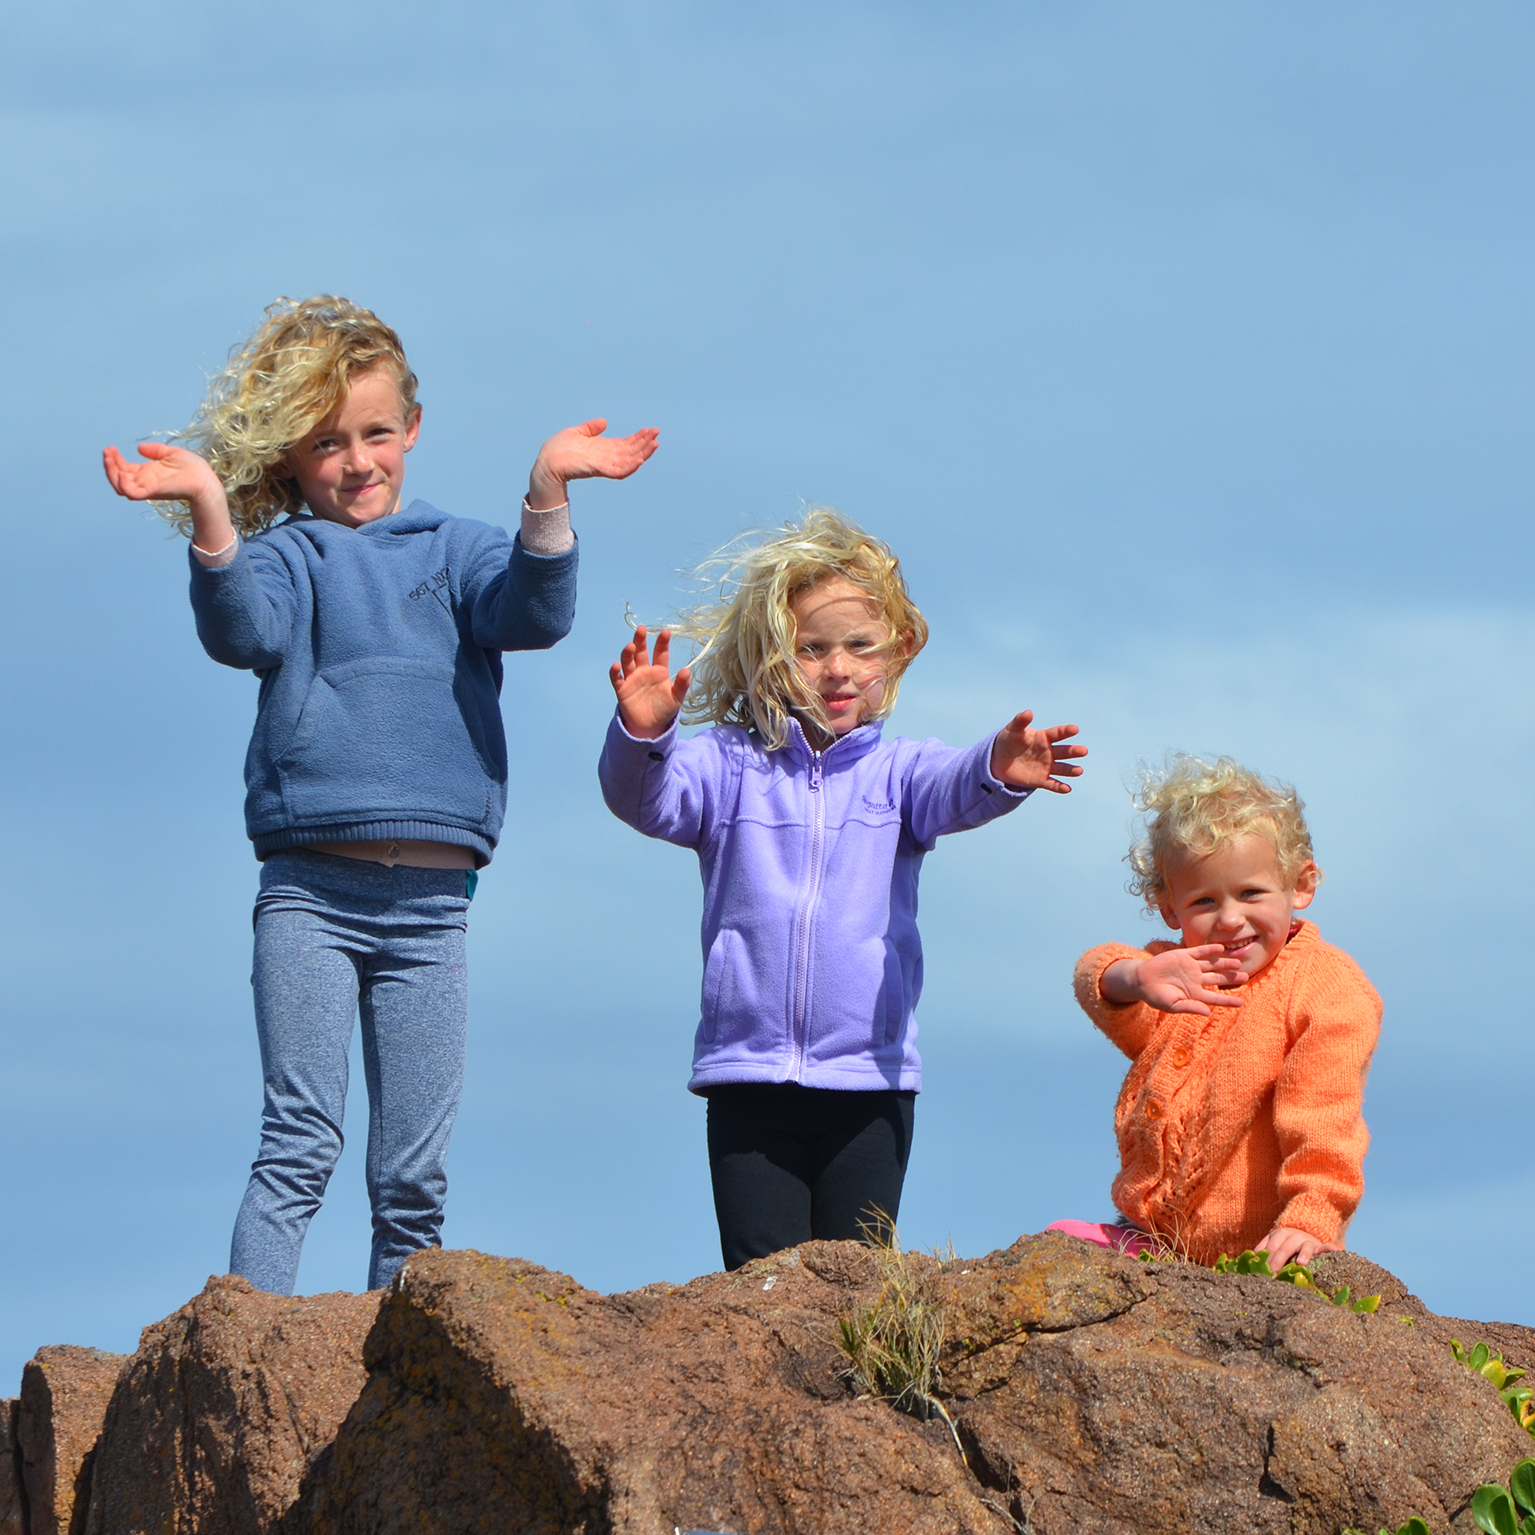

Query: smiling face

[1157,831,1317,983]
[788,577,898,738]
[284,368,420,527]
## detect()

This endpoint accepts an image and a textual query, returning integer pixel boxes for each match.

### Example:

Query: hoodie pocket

[700,929,737,1045]
[277,656,493,824]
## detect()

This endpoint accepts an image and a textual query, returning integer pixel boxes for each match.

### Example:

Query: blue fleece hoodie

[189,501,577,864]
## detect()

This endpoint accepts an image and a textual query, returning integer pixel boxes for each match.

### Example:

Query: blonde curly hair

[674,507,928,749]
[154,295,418,538]
[1127,753,1319,911]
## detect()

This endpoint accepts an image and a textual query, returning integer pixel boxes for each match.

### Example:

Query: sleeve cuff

[609,710,680,752]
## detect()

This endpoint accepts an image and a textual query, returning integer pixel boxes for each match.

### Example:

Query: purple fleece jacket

[599,712,1031,1093]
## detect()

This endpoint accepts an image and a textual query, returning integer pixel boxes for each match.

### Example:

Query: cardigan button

[1145,1101,1162,1120]
[1171,1048,1190,1068]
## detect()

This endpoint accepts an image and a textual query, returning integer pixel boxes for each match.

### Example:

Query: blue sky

[2,2,1531,1389]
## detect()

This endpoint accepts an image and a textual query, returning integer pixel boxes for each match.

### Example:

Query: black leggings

[704,1083,916,1271]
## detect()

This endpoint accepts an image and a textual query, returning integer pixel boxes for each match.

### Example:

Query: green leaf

[1452,1339,1469,1363]
[1399,1520,1431,1535]
[1511,1458,1535,1515]
[1332,1284,1354,1308]
[1353,1293,1383,1314]
[1472,1343,1492,1371]
[1473,1483,1519,1535]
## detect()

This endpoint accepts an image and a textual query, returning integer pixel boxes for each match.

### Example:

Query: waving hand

[529,419,660,508]
[989,712,1087,793]
[611,625,691,741]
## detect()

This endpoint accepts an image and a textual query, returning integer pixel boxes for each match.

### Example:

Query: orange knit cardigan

[1073,920,1381,1264]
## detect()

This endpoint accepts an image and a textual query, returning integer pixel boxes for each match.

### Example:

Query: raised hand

[103,442,224,508]
[103,441,235,554]
[610,625,691,741]
[528,419,660,508]
[989,711,1087,793]
[1102,944,1248,1015]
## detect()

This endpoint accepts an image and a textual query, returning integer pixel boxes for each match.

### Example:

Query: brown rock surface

[13,1238,1534,1534]
[311,1244,999,1535]
[302,1237,1535,1535]
[2,1399,24,1535]
[951,1235,1532,1534]
[18,1346,127,1535]
[82,1274,381,1535]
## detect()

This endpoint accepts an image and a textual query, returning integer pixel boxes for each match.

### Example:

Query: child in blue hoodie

[599,508,1086,1269]
[105,296,657,1293]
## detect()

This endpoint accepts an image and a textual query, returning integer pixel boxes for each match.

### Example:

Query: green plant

[1469,1456,1535,1534]
[1340,1519,1430,1535]
[1451,1342,1535,1439]
[836,1224,966,1462]
[1211,1249,1382,1313]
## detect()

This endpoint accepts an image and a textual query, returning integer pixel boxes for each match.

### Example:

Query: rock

[15,1239,1535,1534]
[83,1274,381,1535]
[2,1399,24,1535]
[950,1235,1533,1534]
[309,1245,1002,1535]
[18,1346,127,1535]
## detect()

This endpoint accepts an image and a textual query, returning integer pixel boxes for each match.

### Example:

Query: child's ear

[1290,861,1320,911]
[1156,897,1179,931]
[404,404,422,452]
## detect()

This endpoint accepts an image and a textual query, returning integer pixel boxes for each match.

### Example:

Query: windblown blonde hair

[675,507,928,749]
[154,296,418,538]
[1127,754,1319,910]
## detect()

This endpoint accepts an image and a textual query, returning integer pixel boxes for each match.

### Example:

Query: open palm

[989,711,1087,792]
[539,419,659,484]
[1135,946,1247,1014]
[102,441,222,504]
[610,625,691,740]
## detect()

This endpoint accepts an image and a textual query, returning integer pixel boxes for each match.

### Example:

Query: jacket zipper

[790,744,827,1082]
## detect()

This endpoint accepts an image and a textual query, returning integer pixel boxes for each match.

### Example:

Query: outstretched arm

[1100,945,1248,1015]
[521,419,659,553]
[103,442,237,561]
[610,625,691,741]
[989,712,1087,793]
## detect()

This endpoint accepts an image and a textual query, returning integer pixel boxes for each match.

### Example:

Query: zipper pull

[810,751,823,791]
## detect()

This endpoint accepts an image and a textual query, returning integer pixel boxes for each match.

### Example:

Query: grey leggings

[230,850,471,1293]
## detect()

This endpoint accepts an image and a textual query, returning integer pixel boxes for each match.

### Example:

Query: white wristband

[192,535,238,558]
[521,496,570,516]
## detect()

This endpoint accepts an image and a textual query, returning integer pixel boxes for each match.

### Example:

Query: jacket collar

[782,716,886,767]
[281,499,449,539]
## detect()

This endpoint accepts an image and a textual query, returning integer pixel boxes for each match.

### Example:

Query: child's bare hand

[1256,1226,1340,1273]
[528,419,659,507]
[103,442,223,508]
[989,712,1087,793]
[1102,945,1248,1015]
[611,625,691,741]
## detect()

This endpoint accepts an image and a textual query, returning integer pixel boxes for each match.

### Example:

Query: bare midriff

[312,839,477,870]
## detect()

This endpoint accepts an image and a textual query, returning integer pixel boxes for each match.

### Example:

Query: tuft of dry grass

[835,1217,966,1462]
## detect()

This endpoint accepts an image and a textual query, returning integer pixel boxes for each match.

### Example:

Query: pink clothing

[1045,1219,1156,1257]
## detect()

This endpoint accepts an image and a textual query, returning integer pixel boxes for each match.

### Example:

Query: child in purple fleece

[598,507,1086,1269]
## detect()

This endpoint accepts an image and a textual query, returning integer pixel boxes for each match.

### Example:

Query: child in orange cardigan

[1050,755,1381,1271]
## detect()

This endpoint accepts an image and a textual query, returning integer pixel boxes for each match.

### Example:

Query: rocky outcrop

[82,1276,380,1535]
[14,1238,1535,1534]
[310,1245,996,1535]
[299,1240,1533,1535]
[18,1346,127,1535]
[951,1239,1530,1534]
[2,1399,24,1535]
